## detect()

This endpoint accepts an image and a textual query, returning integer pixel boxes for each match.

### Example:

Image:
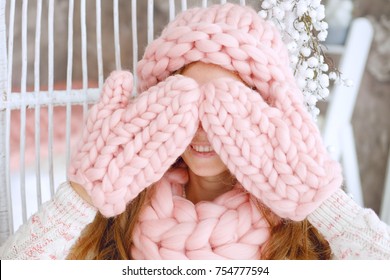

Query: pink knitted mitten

[200,78,343,221]
[68,71,200,217]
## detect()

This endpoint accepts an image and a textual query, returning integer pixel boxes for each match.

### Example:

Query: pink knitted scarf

[131,168,272,260]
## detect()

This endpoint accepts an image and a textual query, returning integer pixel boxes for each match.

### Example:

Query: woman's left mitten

[68,71,200,217]
[200,79,343,221]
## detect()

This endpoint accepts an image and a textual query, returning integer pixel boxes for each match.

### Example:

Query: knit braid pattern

[200,79,342,221]
[69,3,342,219]
[131,168,271,260]
[68,71,200,217]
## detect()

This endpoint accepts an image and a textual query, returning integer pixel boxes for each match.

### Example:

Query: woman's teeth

[191,145,214,153]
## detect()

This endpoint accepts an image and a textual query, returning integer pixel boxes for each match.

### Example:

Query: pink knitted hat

[137,3,296,103]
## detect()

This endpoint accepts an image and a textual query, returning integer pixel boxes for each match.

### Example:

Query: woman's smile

[189,143,216,157]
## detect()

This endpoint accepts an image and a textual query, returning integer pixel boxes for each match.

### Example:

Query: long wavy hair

[67,161,331,260]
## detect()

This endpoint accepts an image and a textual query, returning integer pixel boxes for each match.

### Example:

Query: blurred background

[323,0,390,214]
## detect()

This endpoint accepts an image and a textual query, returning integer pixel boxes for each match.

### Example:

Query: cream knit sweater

[1,182,389,260]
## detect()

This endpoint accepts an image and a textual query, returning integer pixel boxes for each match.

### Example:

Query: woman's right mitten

[68,71,200,217]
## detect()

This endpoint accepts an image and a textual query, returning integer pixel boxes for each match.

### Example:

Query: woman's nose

[194,122,208,140]
[197,122,206,134]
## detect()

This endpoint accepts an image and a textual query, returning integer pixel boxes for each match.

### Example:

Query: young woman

[1,3,389,260]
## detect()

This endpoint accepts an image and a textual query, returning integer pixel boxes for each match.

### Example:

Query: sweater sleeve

[0,182,97,260]
[308,188,390,259]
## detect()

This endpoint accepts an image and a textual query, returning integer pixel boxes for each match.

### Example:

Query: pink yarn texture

[131,168,272,260]
[68,3,343,220]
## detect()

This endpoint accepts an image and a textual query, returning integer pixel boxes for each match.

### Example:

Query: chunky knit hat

[69,3,342,220]
[137,3,296,103]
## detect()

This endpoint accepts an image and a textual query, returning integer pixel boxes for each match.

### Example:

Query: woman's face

[180,62,242,177]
